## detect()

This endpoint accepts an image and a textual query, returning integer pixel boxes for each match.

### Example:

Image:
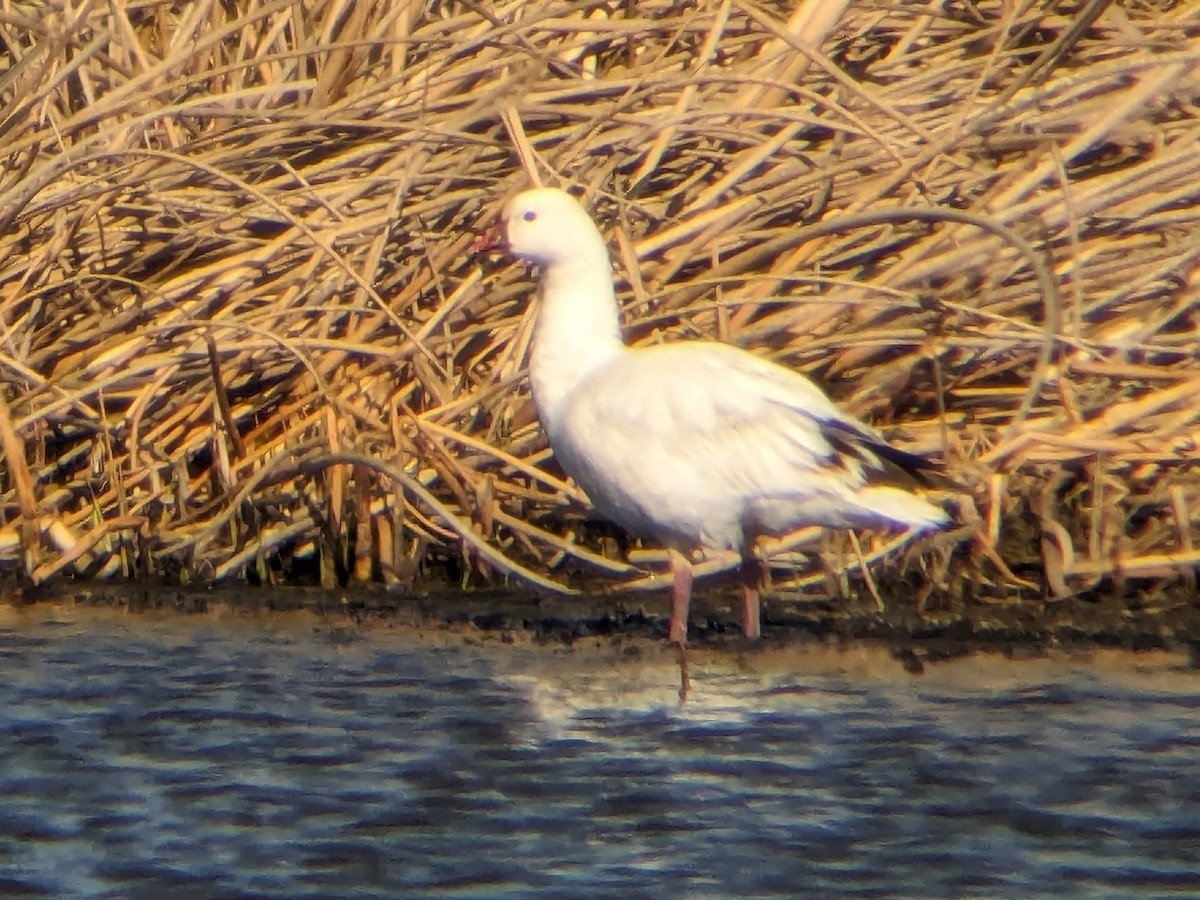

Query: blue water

[1,608,1198,898]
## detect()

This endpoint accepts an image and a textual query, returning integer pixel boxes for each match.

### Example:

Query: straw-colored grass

[1,1,1198,614]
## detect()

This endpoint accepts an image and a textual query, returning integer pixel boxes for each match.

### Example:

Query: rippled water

[1,606,1198,898]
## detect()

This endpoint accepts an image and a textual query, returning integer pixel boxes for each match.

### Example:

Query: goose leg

[667,548,693,645]
[739,555,763,640]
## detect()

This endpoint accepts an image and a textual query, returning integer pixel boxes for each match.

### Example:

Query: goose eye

[522,210,537,222]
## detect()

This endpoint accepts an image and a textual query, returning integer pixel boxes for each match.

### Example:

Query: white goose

[485,186,948,644]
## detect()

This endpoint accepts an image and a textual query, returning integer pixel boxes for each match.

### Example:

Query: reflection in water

[1,609,1198,898]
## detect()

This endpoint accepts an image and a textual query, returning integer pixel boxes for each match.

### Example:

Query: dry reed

[0,0,1198,616]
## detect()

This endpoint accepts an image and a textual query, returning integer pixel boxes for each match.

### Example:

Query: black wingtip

[823,418,952,489]
[871,440,946,487]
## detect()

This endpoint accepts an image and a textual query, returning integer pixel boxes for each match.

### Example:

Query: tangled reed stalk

[0,1,1197,615]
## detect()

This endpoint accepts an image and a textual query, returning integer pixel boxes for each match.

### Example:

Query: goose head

[478,187,608,269]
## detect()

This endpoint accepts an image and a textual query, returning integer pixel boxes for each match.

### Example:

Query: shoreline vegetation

[1,2,1198,639]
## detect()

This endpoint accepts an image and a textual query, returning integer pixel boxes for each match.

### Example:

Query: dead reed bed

[0,1,1197,616]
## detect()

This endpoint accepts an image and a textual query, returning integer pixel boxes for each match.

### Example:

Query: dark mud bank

[8,582,1200,671]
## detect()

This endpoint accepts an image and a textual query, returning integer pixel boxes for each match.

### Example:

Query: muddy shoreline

[5,581,1198,674]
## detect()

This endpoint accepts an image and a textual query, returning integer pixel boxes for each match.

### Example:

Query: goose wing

[551,341,940,546]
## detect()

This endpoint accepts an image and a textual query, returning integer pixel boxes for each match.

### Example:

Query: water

[1,605,1198,898]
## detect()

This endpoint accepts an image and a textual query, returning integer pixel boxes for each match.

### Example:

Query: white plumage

[488,186,948,643]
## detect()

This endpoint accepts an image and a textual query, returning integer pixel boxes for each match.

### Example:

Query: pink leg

[739,555,763,640]
[667,548,693,645]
